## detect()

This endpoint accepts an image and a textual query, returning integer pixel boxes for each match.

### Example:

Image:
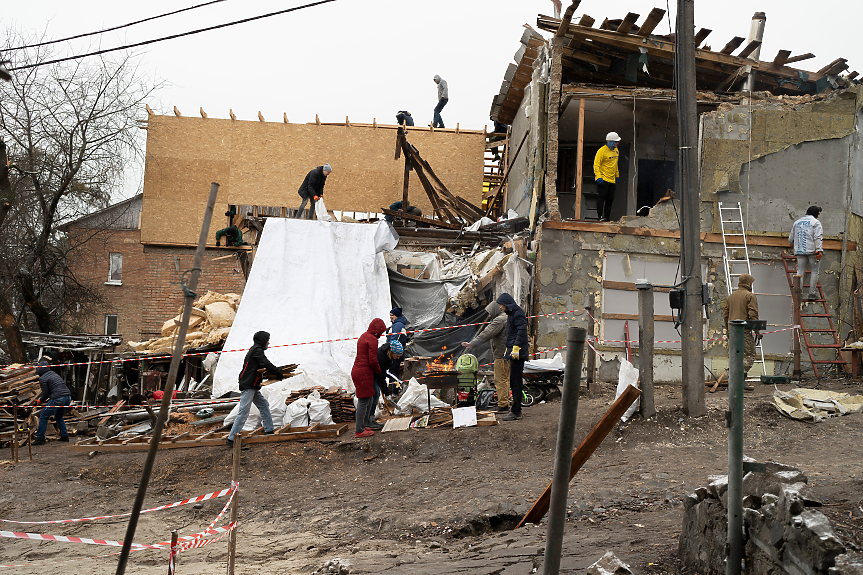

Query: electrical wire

[6,0,227,51]
[8,0,336,71]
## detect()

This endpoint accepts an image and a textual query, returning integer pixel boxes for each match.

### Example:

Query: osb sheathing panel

[141,115,485,245]
[700,87,863,203]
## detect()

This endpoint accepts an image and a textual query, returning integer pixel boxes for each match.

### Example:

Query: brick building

[64,194,246,345]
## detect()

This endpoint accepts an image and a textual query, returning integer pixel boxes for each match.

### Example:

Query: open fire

[425,345,456,373]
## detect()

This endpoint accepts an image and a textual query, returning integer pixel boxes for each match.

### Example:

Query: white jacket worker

[789,205,824,300]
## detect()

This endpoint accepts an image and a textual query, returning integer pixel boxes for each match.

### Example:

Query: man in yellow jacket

[593,131,621,221]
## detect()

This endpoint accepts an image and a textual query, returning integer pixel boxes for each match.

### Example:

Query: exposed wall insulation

[141,115,485,245]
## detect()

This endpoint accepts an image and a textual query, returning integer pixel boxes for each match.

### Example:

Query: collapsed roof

[491,9,857,125]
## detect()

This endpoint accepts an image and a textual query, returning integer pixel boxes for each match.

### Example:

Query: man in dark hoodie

[463,301,510,411]
[368,340,404,430]
[496,293,528,421]
[228,331,284,447]
[295,164,332,219]
[34,362,72,445]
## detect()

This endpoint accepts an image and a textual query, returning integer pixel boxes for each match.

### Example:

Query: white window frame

[105,314,119,335]
[106,252,122,285]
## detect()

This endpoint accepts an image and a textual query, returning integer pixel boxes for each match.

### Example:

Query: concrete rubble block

[586,551,634,575]
[784,510,846,573]
[679,498,727,575]
[778,483,823,524]
[708,475,729,499]
[75,420,89,433]
[742,465,810,500]
[829,554,863,575]
[96,425,117,440]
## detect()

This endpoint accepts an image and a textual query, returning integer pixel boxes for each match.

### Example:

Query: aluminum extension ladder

[718,202,766,377]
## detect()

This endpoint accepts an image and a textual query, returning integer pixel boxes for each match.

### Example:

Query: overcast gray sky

[3,0,861,198]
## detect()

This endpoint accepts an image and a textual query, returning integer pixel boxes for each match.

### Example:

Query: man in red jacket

[352,318,386,438]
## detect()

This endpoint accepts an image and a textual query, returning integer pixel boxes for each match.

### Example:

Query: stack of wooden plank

[259,363,300,384]
[0,366,40,406]
[284,386,356,423]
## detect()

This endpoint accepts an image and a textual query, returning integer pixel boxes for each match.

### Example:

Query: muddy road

[2,381,862,574]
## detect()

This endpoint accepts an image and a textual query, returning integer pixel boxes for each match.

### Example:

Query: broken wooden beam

[635,8,665,37]
[516,384,642,528]
[772,49,792,67]
[615,12,640,35]
[693,27,712,48]
[785,53,815,64]
[719,36,745,55]
[380,208,461,230]
[737,40,761,59]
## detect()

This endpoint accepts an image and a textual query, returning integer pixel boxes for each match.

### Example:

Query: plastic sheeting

[407,308,493,369]
[213,219,396,397]
[385,251,442,280]
[388,270,469,330]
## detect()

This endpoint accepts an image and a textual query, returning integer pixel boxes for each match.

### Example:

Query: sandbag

[205,301,236,328]
[285,397,311,427]
[315,197,334,222]
[307,390,334,425]
[396,377,447,414]
[223,385,291,430]
[206,327,231,344]
[195,290,230,308]
[615,359,640,422]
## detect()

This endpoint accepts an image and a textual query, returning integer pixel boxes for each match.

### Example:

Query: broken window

[105,314,119,335]
[107,252,122,284]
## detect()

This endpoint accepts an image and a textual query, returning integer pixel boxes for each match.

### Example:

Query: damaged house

[490,8,862,380]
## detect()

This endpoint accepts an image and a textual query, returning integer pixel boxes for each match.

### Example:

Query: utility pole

[675,0,706,416]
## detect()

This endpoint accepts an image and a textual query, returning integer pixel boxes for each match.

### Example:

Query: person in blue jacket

[496,293,528,421]
[34,361,72,445]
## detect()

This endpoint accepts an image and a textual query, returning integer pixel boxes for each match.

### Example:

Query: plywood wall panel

[142,115,485,244]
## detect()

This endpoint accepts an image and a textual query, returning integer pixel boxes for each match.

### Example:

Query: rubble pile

[679,460,862,575]
[127,291,241,353]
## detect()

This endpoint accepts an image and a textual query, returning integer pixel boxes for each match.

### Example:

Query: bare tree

[0,29,158,361]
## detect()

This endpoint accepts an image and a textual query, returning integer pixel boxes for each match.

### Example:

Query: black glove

[215,241,221,247]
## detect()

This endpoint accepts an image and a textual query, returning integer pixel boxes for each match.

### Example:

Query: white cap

[606,131,621,142]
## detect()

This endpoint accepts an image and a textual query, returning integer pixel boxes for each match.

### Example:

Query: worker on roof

[497,293,528,421]
[432,75,448,129]
[789,206,824,301]
[384,201,422,223]
[352,318,386,438]
[396,111,414,127]
[593,132,621,222]
[722,273,761,387]
[227,331,284,448]
[462,301,510,412]
[215,225,244,247]
[33,361,72,446]
[295,163,332,220]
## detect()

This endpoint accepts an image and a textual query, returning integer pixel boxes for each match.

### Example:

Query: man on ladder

[789,206,823,301]
[722,273,761,388]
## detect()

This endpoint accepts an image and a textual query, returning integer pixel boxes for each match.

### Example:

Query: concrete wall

[534,223,845,381]
[506,88,532,216]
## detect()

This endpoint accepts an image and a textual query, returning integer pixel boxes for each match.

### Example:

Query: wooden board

[542,220,854,251]
[69,424,348,452]
[141,116,485,245]
[381,417,413,432]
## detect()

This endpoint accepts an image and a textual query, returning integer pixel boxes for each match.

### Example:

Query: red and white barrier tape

[0,484,234,525]
[0,482,237,552]
[0,309,593,373]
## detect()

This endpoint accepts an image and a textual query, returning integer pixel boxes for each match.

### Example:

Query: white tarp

[213,219,396,398]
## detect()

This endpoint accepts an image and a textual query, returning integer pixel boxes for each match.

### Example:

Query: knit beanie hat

[323,163,332,172]
[390,340,404,355]
[390,307,402,317]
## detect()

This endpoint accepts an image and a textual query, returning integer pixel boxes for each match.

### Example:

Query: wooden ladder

[781,254,847,378]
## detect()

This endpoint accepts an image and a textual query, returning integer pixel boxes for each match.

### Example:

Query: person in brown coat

[722,273,761,379]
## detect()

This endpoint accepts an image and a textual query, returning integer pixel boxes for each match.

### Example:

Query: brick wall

[140,246,246,339]
[66,227,246,345]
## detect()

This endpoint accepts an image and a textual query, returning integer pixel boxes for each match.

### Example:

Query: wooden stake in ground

[516,384,641,528]
[168,529,178,575]
[115,183,221,575]
[227,433,241,575]
[12,405,18,464]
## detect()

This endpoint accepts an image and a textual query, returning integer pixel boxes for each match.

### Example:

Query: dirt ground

[2,379,862,574]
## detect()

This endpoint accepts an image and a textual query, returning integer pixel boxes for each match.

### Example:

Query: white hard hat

[606,131,621,142]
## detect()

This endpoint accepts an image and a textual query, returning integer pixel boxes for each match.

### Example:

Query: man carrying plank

[227,331,283,448]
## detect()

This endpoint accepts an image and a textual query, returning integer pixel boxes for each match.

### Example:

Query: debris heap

[127,290,241,353]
